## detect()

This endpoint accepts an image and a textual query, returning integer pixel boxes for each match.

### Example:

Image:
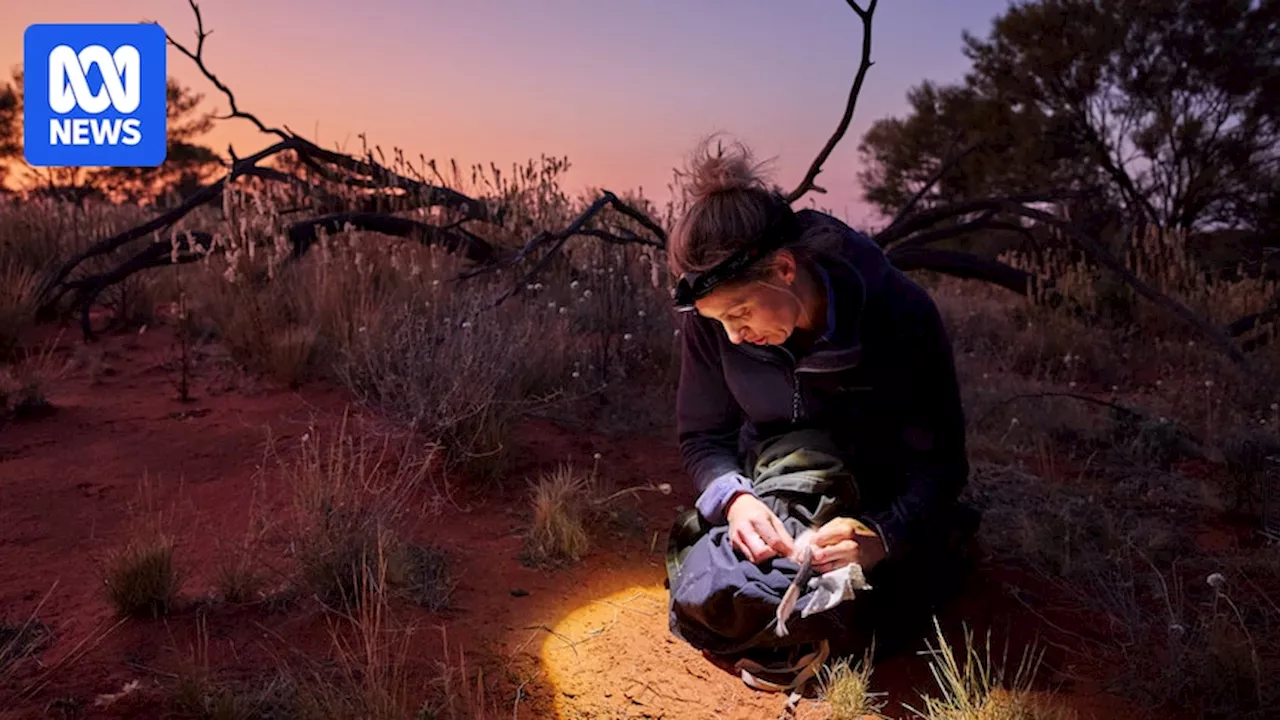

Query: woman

[663,139,979,694]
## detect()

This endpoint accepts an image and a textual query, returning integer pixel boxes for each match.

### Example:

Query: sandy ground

[0,326,1153,719]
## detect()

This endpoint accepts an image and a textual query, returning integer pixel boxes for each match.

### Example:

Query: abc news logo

[24,23,167,168]
[48,44,144,147]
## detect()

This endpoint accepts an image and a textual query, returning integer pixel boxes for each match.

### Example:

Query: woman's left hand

[808,517,886,574]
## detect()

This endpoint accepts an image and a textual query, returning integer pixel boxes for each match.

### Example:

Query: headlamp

[671,199,801,312]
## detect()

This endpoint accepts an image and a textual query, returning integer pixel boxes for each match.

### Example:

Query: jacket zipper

[776,346,804,424]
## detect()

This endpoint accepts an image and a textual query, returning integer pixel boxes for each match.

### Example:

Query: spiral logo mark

[47,44,141,114]
[24,23,167,167]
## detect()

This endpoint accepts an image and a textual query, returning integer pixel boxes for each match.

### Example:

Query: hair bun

[685,134,771,201]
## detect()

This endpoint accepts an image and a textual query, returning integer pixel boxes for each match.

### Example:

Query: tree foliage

[0,76,20,191]
[859,0,1280,234]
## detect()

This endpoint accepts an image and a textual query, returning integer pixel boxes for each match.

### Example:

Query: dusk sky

[3,1,1013,229]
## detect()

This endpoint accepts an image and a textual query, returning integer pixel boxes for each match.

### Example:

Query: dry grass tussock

[519,457,673,568]
[819,648,887,719]
[271,409,451,615]
[150,159,679,477]
[521,462,596,567]
[97,477,184,620]
[0,331,68,421]
[164,418,484,719]
[902,621,1077,720]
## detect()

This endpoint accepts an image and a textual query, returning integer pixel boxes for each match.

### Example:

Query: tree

[859,0,1280,234]
[858,80,1097,213]
[0,73,19,192]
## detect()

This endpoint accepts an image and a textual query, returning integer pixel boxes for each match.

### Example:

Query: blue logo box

[23,23,167,168]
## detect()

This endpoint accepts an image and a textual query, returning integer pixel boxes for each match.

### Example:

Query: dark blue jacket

[674,209,970,561]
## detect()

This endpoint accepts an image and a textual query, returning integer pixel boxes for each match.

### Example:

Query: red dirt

[1,327,1151,719]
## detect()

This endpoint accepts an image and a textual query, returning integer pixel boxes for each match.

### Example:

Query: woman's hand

[809,517,885,574]
[726,494,796,564]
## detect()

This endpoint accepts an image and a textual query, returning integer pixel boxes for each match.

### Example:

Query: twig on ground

[520,625,581,660]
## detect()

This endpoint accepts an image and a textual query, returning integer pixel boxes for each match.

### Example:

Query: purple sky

[3,0,1013,228]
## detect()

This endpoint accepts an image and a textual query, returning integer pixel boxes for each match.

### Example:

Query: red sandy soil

[1,326,1155,719]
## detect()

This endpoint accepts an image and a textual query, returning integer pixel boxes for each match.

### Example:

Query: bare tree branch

[878,141,986,241]
[286,212,497,265]
[70,231,216,339]
[887,246,1036,295]
[998,202,1256,372]
[785,0,878,204]
[156,1,491,224]
[152,0,289,140]
[458,191,665,282]
[884,209,1000,254]
[873,191,1085,248]
[575,228,663,248]
[35,139,299,318]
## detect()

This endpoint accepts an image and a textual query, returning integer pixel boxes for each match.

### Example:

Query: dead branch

[1227,294,1280,338]
[69,231,215,339]
[998,202,1256,372]
[884,210,1001,254]
[872,191,1086,248]
[1225,296,1279,353]
[887,247,1036,295]
[457,191,666,297]
[575,227,663,249]
[784,0,878,204]
[299,140,490,222]
[35,139,299,318]
[973,391,1149,429]
[159,0,490,223]
[879,140,986,241]
[286,212,497,265]
[154,0,288,140]
[39,0,502,331]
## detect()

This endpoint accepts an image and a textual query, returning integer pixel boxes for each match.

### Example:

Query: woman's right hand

[725,493,796,564]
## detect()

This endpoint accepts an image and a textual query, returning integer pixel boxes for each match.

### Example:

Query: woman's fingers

[811,517,855,547]
[735,525,771,563]
[766,514,797,557]
[810,539,860,569]
[752,516,792,558]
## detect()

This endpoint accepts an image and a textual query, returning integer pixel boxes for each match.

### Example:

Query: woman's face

[694,260,802,346]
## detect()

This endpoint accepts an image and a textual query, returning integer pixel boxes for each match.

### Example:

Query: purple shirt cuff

[696,471,755,525]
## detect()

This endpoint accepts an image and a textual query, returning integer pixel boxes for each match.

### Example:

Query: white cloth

[801,561,872,618]
[775,529,873,636]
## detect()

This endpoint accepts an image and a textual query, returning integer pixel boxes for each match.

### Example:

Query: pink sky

[2,0,1012,230]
